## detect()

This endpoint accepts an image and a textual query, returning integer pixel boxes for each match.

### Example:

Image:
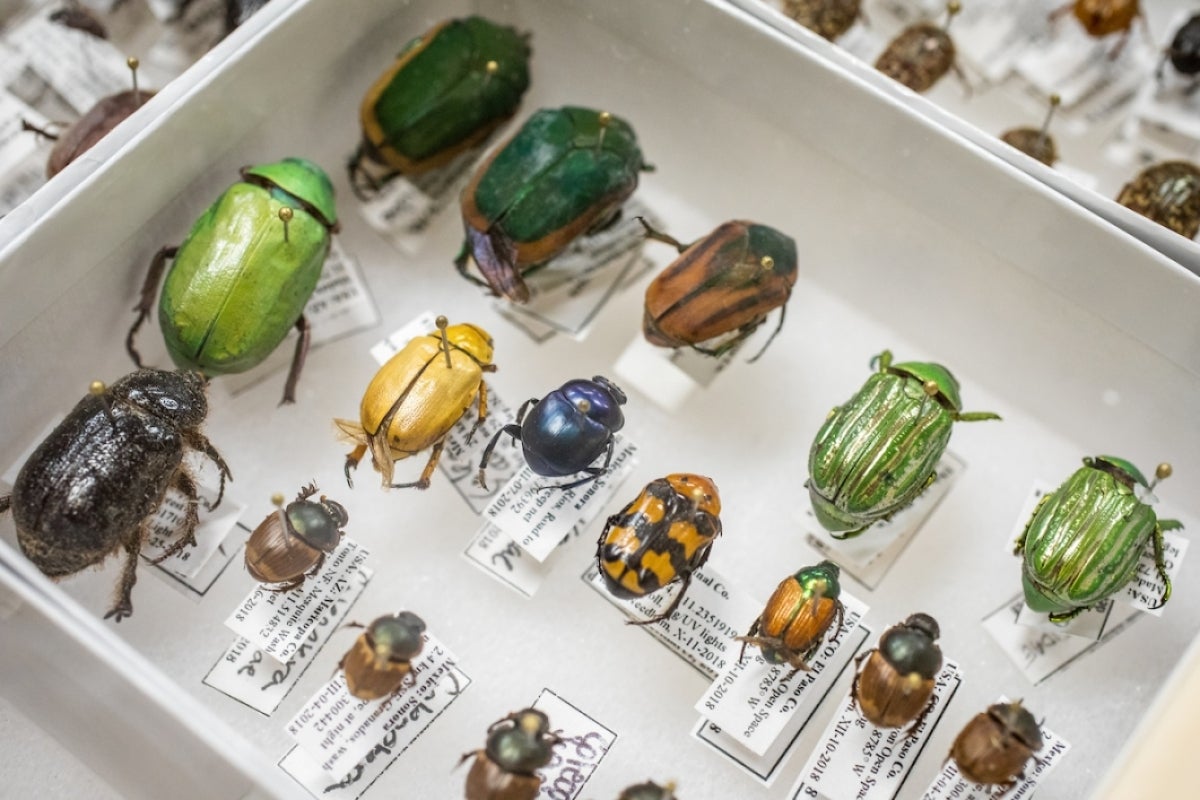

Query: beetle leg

[270,576,307,593]
[515,397,538,425]
[477,424,521,490]
[541,438,615,491]
[829,601,847,645]
[297,482,319,502]
[20,119,63,141]
[126,246,177,367]
[747,302,789,364]
[453,241,494,289]
[627,573,692,626]
[391,438,445,490]
[346,144,383,201]
[870,350,893,372]
[736,618,761,664]
[278,315,311,405]
[464,381,489,445]
[187,431,232,510]
[104,532,145,622]
[1048,605,1087,624]
[1149,522,1172,609]
[344,444,366,488]
[634,215,688,253]
[0,495,9,514]
[149,468,201,564]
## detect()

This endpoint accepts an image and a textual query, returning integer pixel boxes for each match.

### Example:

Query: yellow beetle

[335,316,495,489]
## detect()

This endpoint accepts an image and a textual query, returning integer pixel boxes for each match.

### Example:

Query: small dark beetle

[618,781,678,800]
[948,701,1044,793]
[1117,160,1200,239]
[875,2,964,94]
[23,57,153,179]
[738,561,845,673]
[0,370,230,621]
[1158,13,1200,91]
[1000,94,1061,167]
[460,708,562,800]
[244,483,347,590]
[478,376,626,490]
[851,613,942,733]
[49,1,108,39]
[598,474,722,625]
[783,0,861,41]
[339,612,426,701]
[639,218,798,361]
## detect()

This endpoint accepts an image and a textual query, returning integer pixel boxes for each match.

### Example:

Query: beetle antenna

[596,111,612,153]
[278,207,293,243]
[436,315,452,369]
[1038,94,1061,153]
[943,1,961,32]
[126,56,140,105]
[1150,462,1173,490]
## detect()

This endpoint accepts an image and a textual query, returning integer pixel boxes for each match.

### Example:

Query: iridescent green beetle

[348,16,531,198]
[127,157,339,404]
[455,105,651,303]
[1015,457,1182,622]
[807,350,1000,538]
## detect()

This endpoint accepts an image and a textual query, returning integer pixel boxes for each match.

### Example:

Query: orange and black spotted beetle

[851,613,942,733]
[597,474,722,625]
[737,561,845,673]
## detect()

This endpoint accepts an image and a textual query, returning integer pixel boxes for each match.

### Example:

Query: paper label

[356,146,482,253]
[583,563,760,680]
[0,90,46,202]
[696,592,870,757]
[1014,23,1152,115]
[8,17,130,115]
[531,689,618,800]
[483,438,638,562]
[204,580,365,715]
[613,334,738,412]
[805,452,965,589]
[226,538,372,659]
[141,481,242,581]
[463,521,585,597]
[692,715,809,788]
[494,202,657,340]
[791,661,962,800]
[920,708,1069,800]
[286,634,468,778]
[279,731,407,800]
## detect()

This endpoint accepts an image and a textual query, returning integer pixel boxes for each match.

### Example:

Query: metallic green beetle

[455,105,651,303]
[1015,457,1182,622]
[807,350,1000,539]
[127,157,339,404]
[348,15,531,198]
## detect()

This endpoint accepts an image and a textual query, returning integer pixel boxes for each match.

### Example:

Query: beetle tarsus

[127,245,177,367]
[20,118,62,141]
[747,302,789,364]
[187,430,231,510]
[105,536,143,622]
[280,314,311,405]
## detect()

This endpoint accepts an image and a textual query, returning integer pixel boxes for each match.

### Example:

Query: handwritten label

[531,689,617,800]
[204,579,364,714]
[286,634,468,778]
[791,661,962,800]
[613,334,738,413]
[495,202,657,340]
[483,438,638,562]
[805,453,965,589]
[583,563,760,680]
[356,145,481,253]
[464,522,584,598]
[921,705,1069,800]
[696,592,870,757]
[226,538,372,659]
[141,481,242,583]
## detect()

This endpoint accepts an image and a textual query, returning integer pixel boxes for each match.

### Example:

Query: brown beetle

[639,219,797,361]
[618,781,678,800]
[244,483,347,591]
[339,612,426,701]
[49,1,108,39]
[875,2,964,94]
[22,57,154,179]
[948,701,1044,792]
[1000,94,1061,167]
[460,708,562,800]
[851,613,942,733]
[1116,160,1200,238]
[737,561,845,673]
[782,0,862,41]
[1051,0,1141,54]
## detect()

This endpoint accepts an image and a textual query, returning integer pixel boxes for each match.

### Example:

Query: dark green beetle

[808,350,1000,539]
[348,15,531,198]
[1015,457,1182,622]
[455,106,651,303]
[127,157,339,404]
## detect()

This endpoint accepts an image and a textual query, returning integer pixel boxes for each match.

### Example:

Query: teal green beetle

[808,350,1000,539]
[126,157,339,404]
[455,106,651,303]
[1015,457,1183,622]
[348,15,531,198]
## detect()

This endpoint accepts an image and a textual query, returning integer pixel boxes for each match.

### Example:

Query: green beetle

[126,158,339,404]
[1015,457,1183,622]
[455,105,651,303]
[807,350,1000,539]
[348,15,531,198]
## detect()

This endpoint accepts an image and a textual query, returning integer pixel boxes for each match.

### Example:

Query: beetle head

[367,611,426,665]
[110,369,207,429]
[486,708,558,773]
[889,360,963,412]
[987,701,1044,753]
[243,157,338,230]
[560,377,626,432]
[795,561,842,599]
[902,613,940,642]
[665,474,721,517]
[1086,455,1149,490]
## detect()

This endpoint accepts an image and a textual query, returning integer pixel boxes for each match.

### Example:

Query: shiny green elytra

[807,350,1000,539]
[126,158,339,404]
[349,16,531,196]
[1015,457,1182,622]
[456,105,650,303]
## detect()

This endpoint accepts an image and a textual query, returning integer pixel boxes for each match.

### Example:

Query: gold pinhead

[271,492,285,507]
[576,398,592,413]
[485,59,499,75]
[279,207,294,243]
[436,315,449,331]
[127,56,141,102]
[1049,93,1061,107]
[923,379,940,397]
[126,56,139,71]
[89,380,106,395]
[760,255,775,270]
[947,0,961,14]
[598,111,613,127]
[1156,463,1173,481]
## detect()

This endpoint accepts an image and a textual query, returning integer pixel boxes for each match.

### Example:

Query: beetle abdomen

[159,184,328,374]
[520,393,610,476]
[1022,468,1153,611]
[341,634,410,700]
[245,512,321,584]
[372,341,483,454]
[465,752,542,800]
[809,373,951,522]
